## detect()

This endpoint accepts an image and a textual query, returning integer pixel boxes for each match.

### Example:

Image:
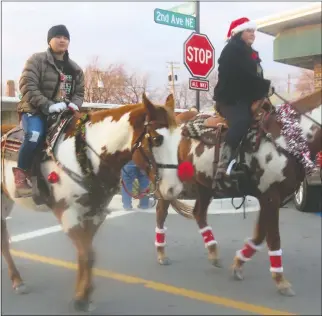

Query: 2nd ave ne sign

[154,8,196,30]
[184,32,215,78]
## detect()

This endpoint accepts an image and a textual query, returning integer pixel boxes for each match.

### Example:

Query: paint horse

[1,93,185,312]
[153,99,322,296]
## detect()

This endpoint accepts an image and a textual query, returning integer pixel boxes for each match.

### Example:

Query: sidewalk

[107,194,260,215]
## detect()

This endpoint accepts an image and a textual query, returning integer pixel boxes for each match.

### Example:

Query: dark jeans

[18,113,46,171]
[219,101,252,151]
[121,161,150,209]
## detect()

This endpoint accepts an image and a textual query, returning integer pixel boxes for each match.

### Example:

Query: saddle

[181,98,272,197]
[1,110,75,205]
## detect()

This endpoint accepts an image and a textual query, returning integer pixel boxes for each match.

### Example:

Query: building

[256,3,322,92]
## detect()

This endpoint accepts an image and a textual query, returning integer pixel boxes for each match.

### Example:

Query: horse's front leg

[155,199,171,265]
[1,218,28,294]
[194,184,222,267]
[232,190,272,280]
[265,200,295,296]
[58,204,102,312]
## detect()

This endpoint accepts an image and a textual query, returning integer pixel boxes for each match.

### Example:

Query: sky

[2,1,315,94]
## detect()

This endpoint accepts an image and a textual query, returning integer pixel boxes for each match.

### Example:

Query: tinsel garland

[75,113,95,181]
[276,103,315,175]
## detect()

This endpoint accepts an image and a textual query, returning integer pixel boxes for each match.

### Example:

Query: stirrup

[226,159,237,176]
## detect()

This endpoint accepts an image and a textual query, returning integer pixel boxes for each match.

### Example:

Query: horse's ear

[165,94,175,112]
[142,92,157,118]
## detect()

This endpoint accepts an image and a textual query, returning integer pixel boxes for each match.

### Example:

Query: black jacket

[213,37,271,105]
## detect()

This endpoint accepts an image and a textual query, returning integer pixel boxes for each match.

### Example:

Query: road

[1,195,321,315]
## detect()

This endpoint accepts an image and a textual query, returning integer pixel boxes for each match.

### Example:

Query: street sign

[168,2,195,16]
[183,32,215,78]
[154,8,196,30]
[189,78,209,91]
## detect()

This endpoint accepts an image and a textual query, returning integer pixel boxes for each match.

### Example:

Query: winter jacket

[213,36,271,106]
[17,48,84,115]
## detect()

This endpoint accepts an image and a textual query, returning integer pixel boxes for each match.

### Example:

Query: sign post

[195,1,201,111]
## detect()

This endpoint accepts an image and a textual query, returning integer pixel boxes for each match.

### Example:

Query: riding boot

[12,167,33,198]
[214,143,233,181]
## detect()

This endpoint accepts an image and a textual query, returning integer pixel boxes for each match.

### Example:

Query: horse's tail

[169,199,194,219]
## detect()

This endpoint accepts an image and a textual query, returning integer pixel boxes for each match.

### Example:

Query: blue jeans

[121,161,150,209]
[18,113,46,171]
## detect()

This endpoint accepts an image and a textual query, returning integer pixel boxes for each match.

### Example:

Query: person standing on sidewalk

[121,160,150,210]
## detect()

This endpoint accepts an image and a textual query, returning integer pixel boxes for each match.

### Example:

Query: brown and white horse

[153,101,321,296]
[1,93,184,312]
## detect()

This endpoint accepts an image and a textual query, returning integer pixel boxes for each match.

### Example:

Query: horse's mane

[85,102,177,129]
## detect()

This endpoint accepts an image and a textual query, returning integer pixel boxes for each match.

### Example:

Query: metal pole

[195,1,200,111]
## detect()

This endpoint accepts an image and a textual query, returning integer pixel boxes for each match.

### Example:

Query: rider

[213,17,273,180]
[13,24,85,198]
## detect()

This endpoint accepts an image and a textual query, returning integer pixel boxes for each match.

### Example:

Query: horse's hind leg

[193,184,221,267]
[155,199,171,265]
[1,218,28,294]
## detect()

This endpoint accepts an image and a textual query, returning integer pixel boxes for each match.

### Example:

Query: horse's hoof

[14,283,29,295]
[73,299,96,312]
[158,257,171,265]
[233,268,244,280]
[210,258,223,268]
[278,286,295,297]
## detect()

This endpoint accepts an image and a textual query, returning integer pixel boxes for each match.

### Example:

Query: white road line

[9,210,132,244]
[8,196,260,244]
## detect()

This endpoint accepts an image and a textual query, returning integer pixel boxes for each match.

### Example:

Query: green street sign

[154,8,196,30]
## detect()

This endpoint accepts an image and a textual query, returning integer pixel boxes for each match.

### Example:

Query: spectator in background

[121,160,150,210]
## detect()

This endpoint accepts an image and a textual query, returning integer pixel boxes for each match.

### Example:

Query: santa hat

[226,17,257,41]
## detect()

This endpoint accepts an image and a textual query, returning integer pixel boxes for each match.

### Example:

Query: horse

[152,98,322,296]
[1,93,185,312]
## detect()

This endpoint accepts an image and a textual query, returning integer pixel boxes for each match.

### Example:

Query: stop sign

[184,32,215,78]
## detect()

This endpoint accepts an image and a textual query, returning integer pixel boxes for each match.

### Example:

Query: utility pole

[195,1,201,111]
[166,61,180,105]
[287,73,291,94]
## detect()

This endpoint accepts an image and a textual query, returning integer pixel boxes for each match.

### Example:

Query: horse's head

[130,93,184,200]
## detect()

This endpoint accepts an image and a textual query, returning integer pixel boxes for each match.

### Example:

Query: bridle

[129,115,179,192]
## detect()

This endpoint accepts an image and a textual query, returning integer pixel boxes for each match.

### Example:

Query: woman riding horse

[213,17,274,181]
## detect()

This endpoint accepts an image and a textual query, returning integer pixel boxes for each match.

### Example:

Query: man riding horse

[213,17,274,181]
[13,25,84,198]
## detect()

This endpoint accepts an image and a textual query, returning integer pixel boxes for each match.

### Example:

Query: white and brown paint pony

[153,96,322,297]
[1,93,185,312]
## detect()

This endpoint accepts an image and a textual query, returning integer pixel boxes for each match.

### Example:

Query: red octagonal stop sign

[184,32,215,79]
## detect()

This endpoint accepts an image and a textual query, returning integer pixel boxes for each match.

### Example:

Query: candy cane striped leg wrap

[236,238,262,262]
[155,227,167,247]
[269,249,283,273]
[199,226,217,248]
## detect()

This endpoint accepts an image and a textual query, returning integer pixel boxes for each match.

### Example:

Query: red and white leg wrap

[236,238,262,262]
[199,226,217,248]
[269,249,283,273]
[155,227,166,247]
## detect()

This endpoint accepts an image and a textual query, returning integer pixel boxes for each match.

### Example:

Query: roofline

[255,3,321,35]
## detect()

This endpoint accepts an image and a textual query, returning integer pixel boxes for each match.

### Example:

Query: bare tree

[83,58,154,105]
[295,69,315,95]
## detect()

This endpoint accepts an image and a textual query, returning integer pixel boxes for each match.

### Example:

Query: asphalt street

[1,195,321,315]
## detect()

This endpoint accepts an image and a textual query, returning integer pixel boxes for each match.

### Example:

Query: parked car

[293,106,322,212]
[294,161,321,212]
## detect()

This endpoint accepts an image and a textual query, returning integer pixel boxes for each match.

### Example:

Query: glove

[68,102,79,111]
[49,102,67,113]
[268,85,275,97]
